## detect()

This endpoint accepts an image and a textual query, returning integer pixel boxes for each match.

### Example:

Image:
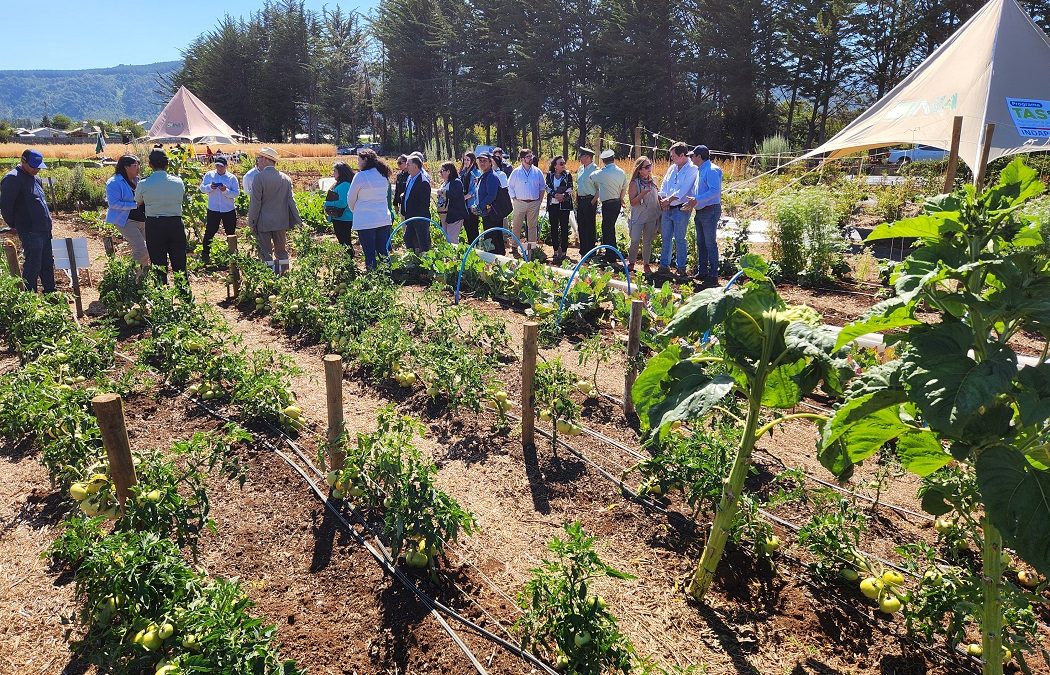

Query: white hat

[257,147,280,162]
[600,149,615,160]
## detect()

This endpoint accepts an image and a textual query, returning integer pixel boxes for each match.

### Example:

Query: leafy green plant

[818,158,1050,674]
[770,188,848,284]
[516,522,637,675]
[632,254,849,601]
[535,358,582,450]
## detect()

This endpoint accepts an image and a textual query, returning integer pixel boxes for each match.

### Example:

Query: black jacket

[393,170,409,214]
[0,166,52,234]
[402,174,432,221]
[546,171,574,210]
[444,177,467,224]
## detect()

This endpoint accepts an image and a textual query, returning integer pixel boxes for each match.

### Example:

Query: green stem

[689,373,765,601]
[754,413,827,440]
[980,517,1005,675]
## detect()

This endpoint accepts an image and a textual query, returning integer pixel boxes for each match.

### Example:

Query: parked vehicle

[887,144,948,165]
[336,145,356,156]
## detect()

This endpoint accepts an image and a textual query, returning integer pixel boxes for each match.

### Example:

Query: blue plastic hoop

[385,216,441,253]
[556,245,631,327]
[453,227,531,304]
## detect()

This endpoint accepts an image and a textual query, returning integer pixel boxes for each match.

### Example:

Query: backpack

[492,185,513,220]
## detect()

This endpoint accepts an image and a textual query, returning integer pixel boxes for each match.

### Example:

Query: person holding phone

[199,156,239,266]
[626,156,661,274]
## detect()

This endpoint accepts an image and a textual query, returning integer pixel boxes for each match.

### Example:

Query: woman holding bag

[545,155,574,264]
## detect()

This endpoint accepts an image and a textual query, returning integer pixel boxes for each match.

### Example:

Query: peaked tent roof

[803,0,1050,170]
[147,86,243,144]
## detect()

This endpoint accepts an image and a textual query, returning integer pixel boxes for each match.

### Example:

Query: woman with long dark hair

[105,154,150,271]
[324,161,356,253]
[459,151,481,244]
[346,148,394,269]
[545,155,574,263]
[437,161,467,244]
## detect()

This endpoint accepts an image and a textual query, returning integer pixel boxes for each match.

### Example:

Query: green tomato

[881,570,905,587]
[879,595,902,614]
[157,622,175,639]
[859,577,884,599]
[840,568,860,582]
[573,630,591,647]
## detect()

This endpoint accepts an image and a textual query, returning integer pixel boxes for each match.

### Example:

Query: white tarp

[148,86,243,145]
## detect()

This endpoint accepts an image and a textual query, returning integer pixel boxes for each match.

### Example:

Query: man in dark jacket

[0,149,55,292]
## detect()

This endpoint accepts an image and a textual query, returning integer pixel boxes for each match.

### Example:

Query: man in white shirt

[243,156,260,197]
[508,149,546,253]
[657,142,700,277]
[199,157,240,265]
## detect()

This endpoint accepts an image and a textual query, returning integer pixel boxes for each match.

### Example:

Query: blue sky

[3,0,375,70]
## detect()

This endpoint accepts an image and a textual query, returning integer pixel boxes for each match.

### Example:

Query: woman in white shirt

[346,148,394,269]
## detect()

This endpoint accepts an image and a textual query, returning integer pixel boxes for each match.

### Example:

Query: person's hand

[592,196,598,206]
[218,184,227,192]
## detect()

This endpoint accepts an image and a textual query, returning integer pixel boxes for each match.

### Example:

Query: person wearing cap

[0,149,55,292]
[508,149,546,255]
[575,147,598,254]
[105,154,150,273]
[685,145,723,286]
[473,152,506,255]
[590,149,628,260]
[656,142,699,277]
[199,156,240,266]
[135,148,188,283]
[248,147,302,274]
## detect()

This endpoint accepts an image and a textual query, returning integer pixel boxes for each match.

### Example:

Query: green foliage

[755,134,791,172]
[770,188,848,284]
[294,191,330,233]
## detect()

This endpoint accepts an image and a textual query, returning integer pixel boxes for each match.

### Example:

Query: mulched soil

[1,214,1047,675]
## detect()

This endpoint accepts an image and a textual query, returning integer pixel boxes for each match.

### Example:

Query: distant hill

[0,61,180,123]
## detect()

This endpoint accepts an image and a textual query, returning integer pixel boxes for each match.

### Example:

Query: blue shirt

[135,170,185,217]
[105,174,138,227]
[476,170,501,213]
[324,181,353,222]
[0,165,52,234]
[694,160,722,208]
[659,161,699,206]
[200,169,239,212]
[461,167,481,209]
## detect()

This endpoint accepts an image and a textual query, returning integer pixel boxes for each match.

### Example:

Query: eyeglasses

[556,161,566,166]
[641,164,652,169]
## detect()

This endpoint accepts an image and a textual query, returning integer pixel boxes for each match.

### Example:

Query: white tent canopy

[803,0,1050,170]
[147,86,244,145]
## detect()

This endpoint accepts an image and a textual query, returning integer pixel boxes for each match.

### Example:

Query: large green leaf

[724,283,782,363]
[1014,362,1050,428]
[783,322,851,397]
[834,295,921,349]
[866,214,945,242]
[664,287,741,339]
[648,373,736,433]
[976,446,1050,576]
[896,431,952,476]
[762,357,814,409]
[632,344,683,431]
[985,158,1045,211]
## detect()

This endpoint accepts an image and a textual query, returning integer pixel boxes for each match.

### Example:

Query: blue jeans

[19,229,56,293]
[659,208,690,270]
[695,204,721,278]
[359,225,391,269]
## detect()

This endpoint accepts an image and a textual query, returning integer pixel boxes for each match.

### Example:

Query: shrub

[770,188,848,283]
[755,133,791,172]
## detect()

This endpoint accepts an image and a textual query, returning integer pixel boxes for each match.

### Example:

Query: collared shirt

[135,170,185,217]
[200,170,239,212]
[243,167,259,195]
[403,171,420,212]
[694,160,722,208]
[508,164,545,200]
[591,163,627,202]
[576,162,598,196]
[659,161,699,206]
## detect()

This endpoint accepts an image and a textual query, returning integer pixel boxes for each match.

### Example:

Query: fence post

[942,116,964,193]
[3,240,20,281]
[323,354,346,471]
[522,322,539,451]
[633,126,642,159]
[103,235,115,258]
[226,234,240,299]
[974,122,996,191]
[624,299,644,417]
[91,393,138,510]
[65,238,84,318]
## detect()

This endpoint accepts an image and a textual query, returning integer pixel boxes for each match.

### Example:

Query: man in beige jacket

[248,147,302,274]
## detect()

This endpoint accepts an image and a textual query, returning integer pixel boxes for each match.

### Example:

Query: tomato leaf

[976,446,1050,576]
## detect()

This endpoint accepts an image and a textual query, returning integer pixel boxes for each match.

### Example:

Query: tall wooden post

[522,322,539,451]
[226,234,240,298]
[3,240,20,281]
[103,235,115,258]
[323,354,346,471]
[91,393,137,509]
[65,238,83,318]
[974,122,996,191]
[633,126,642,159]
[942,116,964,193]
[624,299,644,416]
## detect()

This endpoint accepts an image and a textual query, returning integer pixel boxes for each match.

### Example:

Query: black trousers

[332,219,356,256]
[600,199,622,254]
[145,215,188,281]
[576,196,596,254]
[464,211,480,245]
[549,207,571,252]
[482,213,506,255]
[203,209,236,261]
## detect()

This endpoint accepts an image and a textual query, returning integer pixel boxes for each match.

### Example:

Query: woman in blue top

[324,162,356,254]
[105,155,151,270]
[459,152,481,245]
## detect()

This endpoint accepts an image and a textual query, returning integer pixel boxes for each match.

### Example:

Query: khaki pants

[628,213,661,266]
[511,199,542,248]
[256,229,289,273]
[439,213,463,245]
[120,219,151,267]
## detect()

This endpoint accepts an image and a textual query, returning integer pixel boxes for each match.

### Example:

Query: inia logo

[166,122,185,130]
[884,94,958,121]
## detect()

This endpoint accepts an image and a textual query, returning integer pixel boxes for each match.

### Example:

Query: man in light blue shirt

[134,149,187,281]
[575,147,599,254]
[686,145,723,286]
[199,157,240,265]
[657,142,699,277]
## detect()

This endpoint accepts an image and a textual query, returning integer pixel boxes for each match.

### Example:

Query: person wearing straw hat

[248,147,302,274]
[590,148,628,262]
[0,149,55,292]
[575,147,598,255]
[685,144,722,287]
[656,142,699,278]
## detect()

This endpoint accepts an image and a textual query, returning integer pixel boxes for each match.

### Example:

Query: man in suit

[247,147,302,274]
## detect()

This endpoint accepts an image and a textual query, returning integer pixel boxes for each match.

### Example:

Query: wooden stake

[974,122,996,191]
[65,238,83,318]
[102,235,115,258]
[91,393,137,509]
[3,240,20,281]
[323,354,346,471]
[522,322,539,451]
[624,299,644,416]
[226,234,240,298]
[942,116,964,193]
[633,126,642,159]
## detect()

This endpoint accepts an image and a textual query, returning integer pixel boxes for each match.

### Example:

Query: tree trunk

[562,109,569,159]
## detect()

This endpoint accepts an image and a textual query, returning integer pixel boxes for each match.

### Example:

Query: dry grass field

[0,142,340,160]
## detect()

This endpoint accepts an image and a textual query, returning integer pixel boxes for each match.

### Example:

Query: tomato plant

[534,358,582,451]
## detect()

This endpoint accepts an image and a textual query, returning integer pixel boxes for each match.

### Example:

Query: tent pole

[942,116,963,193]
[974,122,995,191]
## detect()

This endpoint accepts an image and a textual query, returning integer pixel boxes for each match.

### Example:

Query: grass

[0,142,339,160]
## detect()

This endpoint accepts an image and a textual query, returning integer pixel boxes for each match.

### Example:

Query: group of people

[1,138,723,294]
